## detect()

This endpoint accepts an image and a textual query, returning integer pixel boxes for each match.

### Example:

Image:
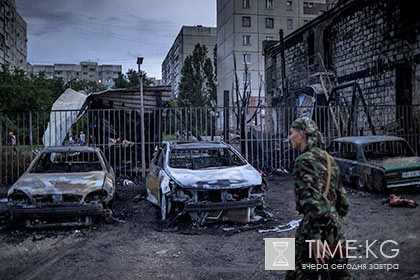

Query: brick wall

[264,0,420,137]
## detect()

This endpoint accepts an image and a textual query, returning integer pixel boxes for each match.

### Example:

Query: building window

[303,2,314,8]
[265,18,274,29]
[287,1,293,11]
[266,0,273,9]
[242,35,251,45]
[287,19,293,29]
[266,35,274,40]
[243,54,251,64]
[243,72,251,84]
[243,0,251,8]
[242,16,251,27]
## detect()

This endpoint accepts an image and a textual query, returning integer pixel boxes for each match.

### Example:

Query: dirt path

[0,175,419,280]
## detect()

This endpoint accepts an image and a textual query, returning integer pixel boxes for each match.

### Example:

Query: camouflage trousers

[285,215,353,280]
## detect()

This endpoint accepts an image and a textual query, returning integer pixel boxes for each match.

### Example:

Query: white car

[145,141,267,224]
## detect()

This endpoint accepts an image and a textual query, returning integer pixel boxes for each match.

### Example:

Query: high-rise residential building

[216,0,327,125]
[162,25,217,98]
[0,0,27,70]
[27,62,122,89]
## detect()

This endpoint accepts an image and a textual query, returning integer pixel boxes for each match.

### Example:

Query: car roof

[166,141,230,150]
[41,146,101,153]
[331,135,407,145]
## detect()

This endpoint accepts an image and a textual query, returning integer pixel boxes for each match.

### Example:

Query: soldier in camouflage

[286,117,353,280]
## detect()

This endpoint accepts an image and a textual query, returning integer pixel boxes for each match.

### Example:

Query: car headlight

[173,184,192,201]
[85,190,108,203]
[8,190,31,205]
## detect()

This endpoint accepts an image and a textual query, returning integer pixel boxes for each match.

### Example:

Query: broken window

[168,148,246,170]
[341,143,357,160]
[32,151,102,173]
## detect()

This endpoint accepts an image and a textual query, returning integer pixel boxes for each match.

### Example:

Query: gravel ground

[0,174,419,280]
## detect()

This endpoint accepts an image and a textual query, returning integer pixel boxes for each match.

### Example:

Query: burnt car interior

[32,151,103,173]
[327,142,357,160]
[363,141,416,160]
[169,148,246,169]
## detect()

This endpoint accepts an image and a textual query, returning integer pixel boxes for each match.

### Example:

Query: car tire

[355,176,366,190]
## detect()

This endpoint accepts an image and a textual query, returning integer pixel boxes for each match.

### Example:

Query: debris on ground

[123,179,136,187]
[258,218,302,233]
[382,194,418,208]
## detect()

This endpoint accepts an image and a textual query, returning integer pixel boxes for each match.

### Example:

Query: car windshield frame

[168,146,247,170]
[30,150,104,173]
[362,139,416,160]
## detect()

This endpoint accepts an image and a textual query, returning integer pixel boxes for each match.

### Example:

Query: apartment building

[28,62,122,89]
[162,25,217,98]
[0,0,27,70]
[216,0,327,124]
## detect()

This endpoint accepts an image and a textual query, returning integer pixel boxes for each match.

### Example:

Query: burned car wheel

[354,176,366,190]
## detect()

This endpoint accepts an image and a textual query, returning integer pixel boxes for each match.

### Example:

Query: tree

[112,73,129,88]
[66,79,106,93]
[0,66,64,112]
[231,52,265,153]
[112,69,154,89]
[177,43,217,108]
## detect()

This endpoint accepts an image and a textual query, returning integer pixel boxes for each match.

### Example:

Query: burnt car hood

[166,164,261,189]
[367,156,420,170]
[8,172,106,197]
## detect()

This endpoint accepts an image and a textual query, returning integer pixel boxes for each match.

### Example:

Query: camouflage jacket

[293,146,349,239]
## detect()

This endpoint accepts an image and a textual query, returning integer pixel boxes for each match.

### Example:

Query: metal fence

[1,104,419,186]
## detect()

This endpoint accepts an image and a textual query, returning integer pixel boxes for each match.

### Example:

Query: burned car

[145,141,267,224]
[7,146,115,228]
[327,135,420,192]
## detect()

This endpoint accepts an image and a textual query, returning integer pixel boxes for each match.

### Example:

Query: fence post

[29,111,33,161]
[223,90,229,142]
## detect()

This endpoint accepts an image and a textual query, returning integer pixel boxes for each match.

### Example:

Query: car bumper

[184,198,263,212]
[387,181,420,188]
[10,203,105,219]
[184,198,264,224]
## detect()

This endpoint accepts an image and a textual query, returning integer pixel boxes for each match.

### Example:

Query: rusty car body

[327,135,420,192]
[7,146,115,228]
[145,141,267,224]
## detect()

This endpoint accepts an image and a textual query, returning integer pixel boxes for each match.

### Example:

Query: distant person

[9,131,16,146]
[68,133,74,145]
[9,131,17,153]
[286,117,352,280]
[79,131,86,145]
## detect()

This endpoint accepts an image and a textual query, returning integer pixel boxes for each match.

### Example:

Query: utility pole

[137,57,146,179]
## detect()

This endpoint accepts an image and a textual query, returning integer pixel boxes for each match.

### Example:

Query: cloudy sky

[16,0,217,79]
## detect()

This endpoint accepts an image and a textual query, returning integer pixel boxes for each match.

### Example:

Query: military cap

[291,117,324,147]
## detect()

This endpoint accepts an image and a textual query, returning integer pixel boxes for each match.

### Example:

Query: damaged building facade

[263,0,420,149]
